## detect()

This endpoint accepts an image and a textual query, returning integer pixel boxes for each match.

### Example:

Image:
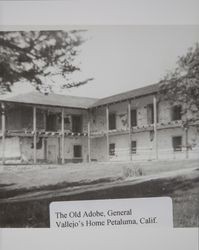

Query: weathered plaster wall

[0,137,21,159]
[54,108,89,133]
[90,96,198,133]
[1,103,90,163]
[158,100,171,123]
[90,136,107,162]
[157,126,199,160]
[63,136,88,162]
[108,131,156,161]
[186,126,199,159]
[6,108,25,130]
[20,137,44,162]
[47,136,88,163]
[91,107,106,133]
[2,95,199,164]
[5,105,89,133]
[90,94,199,162]
[157,127,186,160]
[109,101,128,130]
[109,134,129,161]
[91,126,199,162]
[18,135,89,163]
[133,95,154,126]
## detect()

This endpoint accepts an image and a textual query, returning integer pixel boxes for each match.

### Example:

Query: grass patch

[0,170,198,228]
[0,176,121,199]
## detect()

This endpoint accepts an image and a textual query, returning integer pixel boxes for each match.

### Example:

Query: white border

[0,0,199,26]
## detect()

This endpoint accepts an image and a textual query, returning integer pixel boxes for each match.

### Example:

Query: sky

[10,25,199,99]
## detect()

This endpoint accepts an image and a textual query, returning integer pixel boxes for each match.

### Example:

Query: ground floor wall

[90,136,107,162]
[0,126,199,164]
[91,126,199,162]
[0,136,89,164]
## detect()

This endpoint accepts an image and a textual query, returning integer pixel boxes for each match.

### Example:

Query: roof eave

[89,90,158,109]
[0,100,90,110]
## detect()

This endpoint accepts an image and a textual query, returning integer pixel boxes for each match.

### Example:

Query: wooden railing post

[153,95,158,160]
[33,106,37,164]
[106,105,109,161]
[61,108,65,164]
[87,110,91,163]
[185,127,189,159]
[1,102,6,164]
[128,100,132,161]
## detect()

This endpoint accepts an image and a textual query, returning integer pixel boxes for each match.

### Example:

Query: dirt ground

[0,159,198,191]
[0,159,198,227]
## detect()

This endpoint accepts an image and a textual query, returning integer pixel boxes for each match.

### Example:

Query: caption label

[50,197,173,229]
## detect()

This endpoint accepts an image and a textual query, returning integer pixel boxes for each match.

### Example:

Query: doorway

[47,144,58,163]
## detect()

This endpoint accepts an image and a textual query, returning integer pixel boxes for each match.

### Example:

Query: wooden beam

[106,105,109,161]
[128,100,132,161]
[1,103,6,164]
[33,106,37,164]
[43,111,47,130]
[61,108,65,164]
[153,96,158,160]
[43,111,47,162]
[185,127,189,159]
[87,110,91,163]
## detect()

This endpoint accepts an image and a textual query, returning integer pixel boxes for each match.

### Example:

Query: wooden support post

[33,106,37,164]
[43,111,46,130]
[43,111,47,161]
[153,96,158,160]
[106,105,109,161]
[61,108,65,164]
[185,127,189,159]
[1,103,5,164]
[128,100,132,161]
[87,110,91,163]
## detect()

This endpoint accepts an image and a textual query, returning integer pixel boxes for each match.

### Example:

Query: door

[46,114,57,131]
[72,115,82,133]
[47,144,58,163]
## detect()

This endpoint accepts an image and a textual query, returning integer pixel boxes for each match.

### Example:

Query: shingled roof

[91,83,159,107]
[0,83,160,109]
[0,92,98,109]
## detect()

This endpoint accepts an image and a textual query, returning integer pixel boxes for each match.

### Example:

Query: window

[147,104,154,124]
[46,114,57,131]
[172,136,182,152]
[64,117,70,124]
[31,138,42,150]
[109,113,116,130]
[73,145,82,158]
[64,116,70,130]
[21,106,32,129]
[72,115,82,133]
[172,105,182,121]
[131,141,137,154]
[109,143,115,156]
[131,109,137,127]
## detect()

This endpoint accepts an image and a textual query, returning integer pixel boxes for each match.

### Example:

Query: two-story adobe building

[0,83,199,164]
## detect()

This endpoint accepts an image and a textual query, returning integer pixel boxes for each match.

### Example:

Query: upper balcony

[89,102,198,138]
[1,104,88,138]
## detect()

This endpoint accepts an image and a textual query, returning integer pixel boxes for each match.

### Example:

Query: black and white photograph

[0,25,198,228]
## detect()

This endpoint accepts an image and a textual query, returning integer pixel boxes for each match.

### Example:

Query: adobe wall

[4,104,89,133]
[0,104,89,163]
[91,126,199,162]
[0,135,89,163]
[91,107,107,133]
[90,95,199,162]
[90,136,108,162]
[45,136,88,163]
[1,95,199,164]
